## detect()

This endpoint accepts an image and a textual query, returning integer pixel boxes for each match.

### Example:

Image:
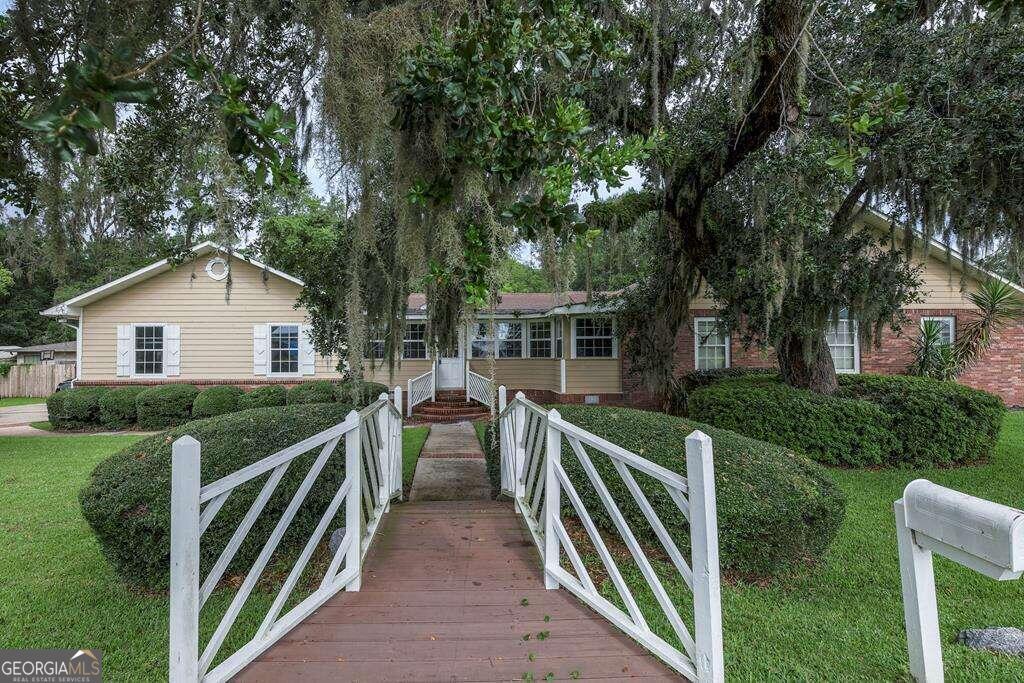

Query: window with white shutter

[253,324,269,376]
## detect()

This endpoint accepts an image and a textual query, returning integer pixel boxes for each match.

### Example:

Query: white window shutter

[253,324,269,376]
[300,324,315,376]
[116,325,132,376]
[164,325,181,376]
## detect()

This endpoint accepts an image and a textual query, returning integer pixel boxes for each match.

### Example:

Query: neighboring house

[41,221,1024,406]
[13,341,77,365]
[0,346,20,361]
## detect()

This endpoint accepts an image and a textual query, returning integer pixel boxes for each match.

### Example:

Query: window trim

[527,319,554,359]
[268,322,302,377]
[401,321,430,361]
[826,311,860,374]
[921,315,956,346]
[570,317,618,360]
[693,316,730,370]
[131,321,166,376]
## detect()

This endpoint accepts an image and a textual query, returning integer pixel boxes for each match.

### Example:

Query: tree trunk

[776,331,838,394]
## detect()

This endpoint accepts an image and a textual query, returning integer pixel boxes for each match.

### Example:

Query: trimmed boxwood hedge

[550,405,846,578]
[687,375,897,467]
[688,373,1005,467]
[287,380,335,405]
[135,384,199,429]
[46,387,108,429]
[191,385,244,419]
[837,374,1005,467]
[237,385,288,410]
[80,402,357,589]
[333,380,389,407]
[99,386,147,430]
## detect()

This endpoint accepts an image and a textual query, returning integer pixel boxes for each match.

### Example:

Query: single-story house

[0,346,20,361]
[13,341,77,365]
[41,216,1024,406]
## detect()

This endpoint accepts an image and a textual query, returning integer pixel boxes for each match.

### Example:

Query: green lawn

[402,425,429,494]
[0,396,47,407]
[607,411,1024,681]
[3,416,1023,681]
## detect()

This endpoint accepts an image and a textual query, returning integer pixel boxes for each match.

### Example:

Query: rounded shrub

[549,405,846,578]
[46,387,108,429]
[688,375,897,467]
[837,374,1005,466]
[237,385,288,410]
[79,402,358,590]
[287,380,336,405]
[192,385,244,419]
[135,384,199,429]
[99,386,147,430]
[332,380,389,407]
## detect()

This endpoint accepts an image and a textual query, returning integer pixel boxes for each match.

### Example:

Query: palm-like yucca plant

[909,319,958,380]
[909,280,1023,379]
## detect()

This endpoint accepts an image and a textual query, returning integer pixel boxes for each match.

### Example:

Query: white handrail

[496,385,725,682]
[466,369,494,411]
[406,369,434,417]
[169,399,403,682]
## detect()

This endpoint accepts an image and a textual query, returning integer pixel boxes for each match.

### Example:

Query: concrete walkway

[0,403,47,428]
[409,421,491,501]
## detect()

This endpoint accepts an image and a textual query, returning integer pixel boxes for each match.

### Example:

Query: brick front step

[407,413,490,425]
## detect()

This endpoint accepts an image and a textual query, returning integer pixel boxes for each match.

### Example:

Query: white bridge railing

[169,394,402,682]
[466,369,494,411]
[406,368,435,417]
[497,386,724,682]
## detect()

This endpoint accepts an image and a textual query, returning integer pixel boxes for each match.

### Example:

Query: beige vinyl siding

[905,248,983,309]
[80,258,342,381]
[365,360,434,389]
[468,359,560,392]
[564,359,621,393]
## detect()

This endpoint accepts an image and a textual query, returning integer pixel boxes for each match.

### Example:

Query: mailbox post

[895,479,1024,683]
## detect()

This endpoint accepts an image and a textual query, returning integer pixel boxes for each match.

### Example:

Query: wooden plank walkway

[236,500,681,682]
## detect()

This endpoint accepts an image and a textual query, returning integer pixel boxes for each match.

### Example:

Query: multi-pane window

[694,318,728,370]
[921,316,955,346]
[529,321,552,358]
[134,325,164,375]
[574,318,615,358]
[826,309,858,373]
[471,322,493,358]
[365,339,385,360]
[403,323,428,359]
[497,322,523,358]
[270,324,300,374]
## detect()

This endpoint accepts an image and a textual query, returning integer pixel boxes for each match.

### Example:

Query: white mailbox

[903,479,1024,580]
[895,479,1024,683]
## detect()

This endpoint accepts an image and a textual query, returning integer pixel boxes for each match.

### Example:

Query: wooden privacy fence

[0,363,74,397]
[497,386,726,682]
[168,393,403,682]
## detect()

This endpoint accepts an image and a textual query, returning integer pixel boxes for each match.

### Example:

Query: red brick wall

[621,308,1024,407]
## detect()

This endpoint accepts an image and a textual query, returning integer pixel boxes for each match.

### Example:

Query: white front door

[436,334,465,389]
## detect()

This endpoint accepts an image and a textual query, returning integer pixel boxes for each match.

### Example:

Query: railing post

[498,385,507,414]
[406,377,413,417]
[514,392,527,503]
[377,393,391,509]
[394,407,404,501]
[895,499,943,683]
[344,410,362,592]
[543,409,561,590]
[393,385,402,417]
[169,435,201,682]
[497,386,508,492]
[431,362,436,402]
[686,430,724,683]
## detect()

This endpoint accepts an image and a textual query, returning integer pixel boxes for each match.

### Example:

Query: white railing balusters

[407,369,434,417]
[466,369,494,410]
[168,396,404,682]
[495,385,725,682]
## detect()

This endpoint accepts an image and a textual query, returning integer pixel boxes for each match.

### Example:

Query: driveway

[0,403,48,428]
